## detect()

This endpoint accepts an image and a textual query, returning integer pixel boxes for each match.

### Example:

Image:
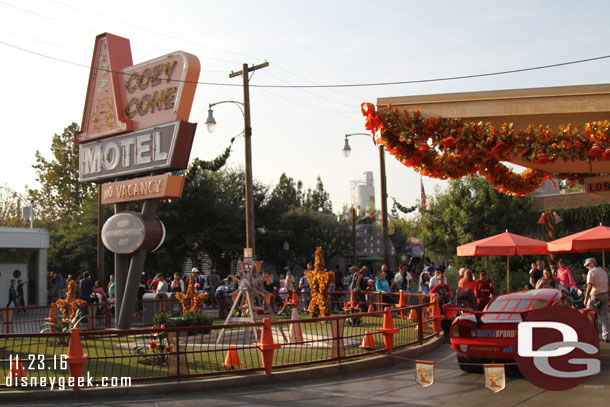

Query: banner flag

[484,364,506,393]
[420,176,427,212]
[415,360,434,388]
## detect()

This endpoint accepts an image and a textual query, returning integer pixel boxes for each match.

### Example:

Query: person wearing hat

[583,258,610,343]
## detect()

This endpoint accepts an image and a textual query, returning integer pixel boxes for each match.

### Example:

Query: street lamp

[205,100,244,134]
[342,133,390,266]
[205,61,269,258]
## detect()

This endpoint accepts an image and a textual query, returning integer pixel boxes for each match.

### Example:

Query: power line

[2,37,610,89]
[260,70,356,109]
[256,54,610,89]
[49,0,263,63]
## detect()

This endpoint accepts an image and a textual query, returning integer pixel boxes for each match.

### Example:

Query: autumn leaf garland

[362,103,610,196]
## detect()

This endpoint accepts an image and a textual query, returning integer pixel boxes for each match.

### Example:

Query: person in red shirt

[474,270,496,310]
[456,269,477,309]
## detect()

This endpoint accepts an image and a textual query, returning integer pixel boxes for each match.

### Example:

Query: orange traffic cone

[376,307,400,354]
[398,291,407,319]
[430,295,442,336]
[291,291,299,305]
[289,306,303,343]
[349,291,358,307]
[5,359,27,380]
[360,330,377,350]
[368,303,376,313]
[45,303,58,332]
[408,308,418,321]
[222,345,243,368]
[255,318,281,374]
[66,327,88,389]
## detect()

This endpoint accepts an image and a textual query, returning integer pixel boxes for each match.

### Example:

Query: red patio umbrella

[547,224,610,269]
[457,231,549,292]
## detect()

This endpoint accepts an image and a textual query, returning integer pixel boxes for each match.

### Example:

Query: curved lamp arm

[342,132,373,158]
[205,101,245,133]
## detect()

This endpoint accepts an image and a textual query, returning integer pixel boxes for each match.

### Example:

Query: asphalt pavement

[4,338,610,407]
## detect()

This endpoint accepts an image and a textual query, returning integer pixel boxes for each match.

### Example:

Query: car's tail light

[451,324,473,338]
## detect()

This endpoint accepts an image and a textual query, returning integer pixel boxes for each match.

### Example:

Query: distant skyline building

[351,171,375,212]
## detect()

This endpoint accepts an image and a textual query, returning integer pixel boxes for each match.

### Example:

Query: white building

[352,171,375,212]
[0,227,49,307]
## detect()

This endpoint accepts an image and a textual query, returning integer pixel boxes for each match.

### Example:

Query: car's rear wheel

[457,356,483,373]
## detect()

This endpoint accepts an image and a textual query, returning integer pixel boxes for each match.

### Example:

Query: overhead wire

[261,69,358,109]
[0,27,88,54]
[4,0,610,101]
[271,61,366,101]
[257,85,359,114]
[46,0,366,107]
[4,37,610,92]
[49,0,262,63]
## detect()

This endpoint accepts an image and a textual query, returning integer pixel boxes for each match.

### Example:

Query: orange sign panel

[100,174,185,204]
[76,33,200,143]
[77,33,133,142]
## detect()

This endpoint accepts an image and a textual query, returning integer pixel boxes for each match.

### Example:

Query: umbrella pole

[507,256,510,293]
[604,251,606,270]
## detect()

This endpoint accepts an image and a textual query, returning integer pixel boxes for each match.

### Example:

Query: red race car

[445,288,598,373]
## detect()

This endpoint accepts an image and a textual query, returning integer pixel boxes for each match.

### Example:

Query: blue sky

[2,0,610,211]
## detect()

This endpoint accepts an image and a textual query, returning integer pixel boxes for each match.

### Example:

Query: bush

[153,311,213,334]
[153,312,172,328]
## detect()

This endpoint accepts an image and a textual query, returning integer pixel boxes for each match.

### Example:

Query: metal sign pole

[116,199,159,330]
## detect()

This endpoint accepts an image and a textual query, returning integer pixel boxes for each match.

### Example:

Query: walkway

[9,339,610,407]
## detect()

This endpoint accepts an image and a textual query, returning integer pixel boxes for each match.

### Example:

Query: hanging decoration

[305,247,334,317]
[415,360,435,388]
[361,103,610,196]
[391,197,418,215]
[484,364,506,393]
[184,137,235,183]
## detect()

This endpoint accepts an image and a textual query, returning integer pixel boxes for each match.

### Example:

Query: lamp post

[283,241,290,268]
[342,133,390,266]
[205,62,269,258]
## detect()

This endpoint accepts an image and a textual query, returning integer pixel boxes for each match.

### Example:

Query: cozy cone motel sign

[76,33,200,254]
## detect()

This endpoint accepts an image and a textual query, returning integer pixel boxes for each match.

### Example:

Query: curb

[0,333,444,401]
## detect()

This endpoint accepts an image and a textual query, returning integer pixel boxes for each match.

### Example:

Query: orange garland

[361,103,607,196]
[175,276,208,315]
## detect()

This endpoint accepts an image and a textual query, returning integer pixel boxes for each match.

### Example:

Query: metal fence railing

[0,301,440,389]
[0,291,431,334]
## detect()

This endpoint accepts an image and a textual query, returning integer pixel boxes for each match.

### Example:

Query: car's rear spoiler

[442,303,530,328]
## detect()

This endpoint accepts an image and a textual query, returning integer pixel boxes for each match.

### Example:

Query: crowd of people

[37,256,607,341]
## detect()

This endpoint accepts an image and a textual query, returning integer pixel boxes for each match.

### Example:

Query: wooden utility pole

[229,62,269,258]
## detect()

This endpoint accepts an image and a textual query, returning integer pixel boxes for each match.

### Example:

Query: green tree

[416,176,537,292]
[303,176,332,213]
[154,166,267,277]
[0,185,29,227]
[48,194,112,276]
[266,173,303,214]
[28,123,96,225]
[277,209,350,269]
